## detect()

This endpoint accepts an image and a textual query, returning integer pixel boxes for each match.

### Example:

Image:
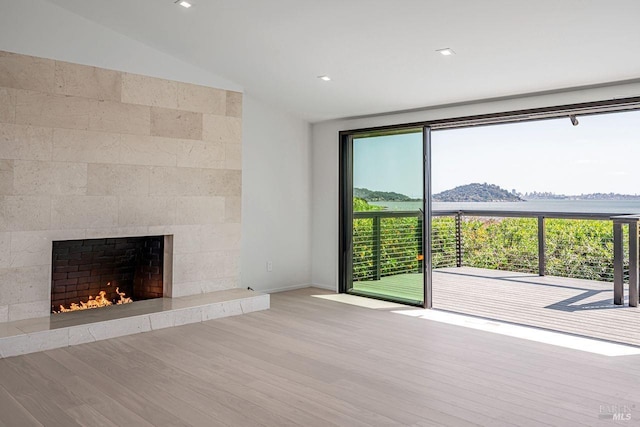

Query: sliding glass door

[342,128,429,306]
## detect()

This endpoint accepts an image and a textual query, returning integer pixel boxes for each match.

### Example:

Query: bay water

[369,200,640,214]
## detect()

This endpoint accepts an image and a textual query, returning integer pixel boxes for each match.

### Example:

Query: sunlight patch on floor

[393,309,640,357]
[312,294,410,310]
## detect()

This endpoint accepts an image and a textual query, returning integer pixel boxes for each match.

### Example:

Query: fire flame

[55,282,133,313]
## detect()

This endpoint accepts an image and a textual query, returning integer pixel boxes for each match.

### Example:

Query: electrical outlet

[267,261,273,272]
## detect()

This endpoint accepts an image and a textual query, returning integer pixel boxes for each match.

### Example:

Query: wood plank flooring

[1,287,640,426]
[354,267,640,347]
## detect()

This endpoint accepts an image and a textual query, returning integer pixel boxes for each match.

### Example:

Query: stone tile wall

[0,51,242,322]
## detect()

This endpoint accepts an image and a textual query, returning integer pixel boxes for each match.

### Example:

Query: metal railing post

[538,216,545,276]
[629,221,639,307]
[455,212,463,267]
[613,221,624,305]
[417,216,423,271]
[372,215,381,281]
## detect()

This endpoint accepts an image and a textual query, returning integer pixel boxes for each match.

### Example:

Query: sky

[353,109,640,198]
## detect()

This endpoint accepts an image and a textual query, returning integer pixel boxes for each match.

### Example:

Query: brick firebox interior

[0,50,243,323]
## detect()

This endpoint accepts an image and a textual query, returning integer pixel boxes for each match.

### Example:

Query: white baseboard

[263,283,336,294]
[309,283,337,292]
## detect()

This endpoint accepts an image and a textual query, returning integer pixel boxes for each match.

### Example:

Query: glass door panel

[349,130,424,305]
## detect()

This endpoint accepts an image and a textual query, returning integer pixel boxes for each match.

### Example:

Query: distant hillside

[433,183,524,202]
[354,188,417,202]
[524,191,640,201]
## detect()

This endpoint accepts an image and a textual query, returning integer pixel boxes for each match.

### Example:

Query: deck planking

[353,266,640,346]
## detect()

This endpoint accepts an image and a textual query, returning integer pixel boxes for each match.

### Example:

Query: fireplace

[51,236,165,313]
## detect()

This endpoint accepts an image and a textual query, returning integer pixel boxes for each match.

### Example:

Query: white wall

[241,95,314,292]
[0,0,315,294]
[311,82,640,290]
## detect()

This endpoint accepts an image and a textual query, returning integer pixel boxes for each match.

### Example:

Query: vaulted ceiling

[46,0,640,122]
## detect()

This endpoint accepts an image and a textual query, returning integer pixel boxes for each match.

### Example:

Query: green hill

[354,188,417,202]
[433,183,524,202]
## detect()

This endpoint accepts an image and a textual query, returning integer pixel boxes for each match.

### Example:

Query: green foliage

[462,217,538,273]
[354,187,417,202]
[353,197,383,212]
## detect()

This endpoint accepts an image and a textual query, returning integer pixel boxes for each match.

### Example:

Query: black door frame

[338,96,640,309]
[339,126,431,308]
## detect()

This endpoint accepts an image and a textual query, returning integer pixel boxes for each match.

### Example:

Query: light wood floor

[354,267,640,347]
[1,287,640,426]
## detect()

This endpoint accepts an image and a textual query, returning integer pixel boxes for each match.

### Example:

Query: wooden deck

[353,267,640,347]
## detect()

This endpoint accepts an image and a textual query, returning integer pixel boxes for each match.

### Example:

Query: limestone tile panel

[0,196,51,231]
[9,231,49,268]
[87,164,150,196]
[175,196,225,225]
[89,100,150,135]
[149,166,217,197]
[223,251,240,277]
[171,307,203,327]
[177,82,225,115]
[15,90,94,130]
[0,326,68,354]
[204,277,238,294]
[54,61,121,101]
[121,73,178,109]
[224,143,242,170]
[225,91,242,118]
[81,316,151,341]
[240,294,270,313]
[68,325,96,346]
[170,277,237,298]
[224,196,242,223]
[176,169,240,197]
[0,87,16,123]
[118,196,177,227]
[161,225,200,254]
[150,224,238,254]
[13,160,87,196]
[0,52,55,92]
[202,300,239,320]
[119,135,178,167]
[0,265,50,304]
[85,226,150,239]
[150,107,202,140]
[176,140,224,169]
[148,311,176,330]
[9,229,85,268]
[51,196,118,229]
[217,169,242,197]
[8,300,50,322]
[0,232,9,268]
[0,305,7,323]
[52,128,121,164]
[0,123,53,161]
[173,252,227,283]
[0,160,13,195]
[202,114,241,144]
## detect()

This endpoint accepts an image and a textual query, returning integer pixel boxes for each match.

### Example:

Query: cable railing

[353,209,640,306]
[353,211,422,281]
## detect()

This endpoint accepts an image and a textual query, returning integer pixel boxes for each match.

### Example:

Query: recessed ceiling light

[436,48,455,56]
[318,75,331,81]
[176,1,192,8]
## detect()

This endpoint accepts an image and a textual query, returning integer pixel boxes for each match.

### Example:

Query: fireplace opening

[51,236,164,314]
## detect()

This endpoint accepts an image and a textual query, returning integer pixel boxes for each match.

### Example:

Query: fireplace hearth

[51,236,164,313]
